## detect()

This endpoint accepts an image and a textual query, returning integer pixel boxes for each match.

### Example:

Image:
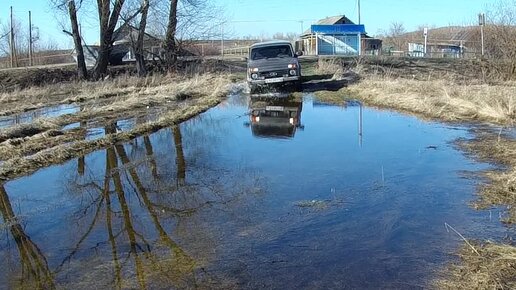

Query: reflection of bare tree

[104,147,122,290]
[173,125,186,186]
[143,136,159,180]
[0,184,55,289]
[2,119,262,288]
[54,121,197,288]
[115,142,197,284]
[110,147,147,289]
[77,120,87,176]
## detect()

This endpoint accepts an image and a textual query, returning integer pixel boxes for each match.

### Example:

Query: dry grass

[0,72,222,117]
[351,76,515,125]
[316,58,344,80]
[312,76,516,125]
[0,119,59,142]
[459,132,516,224]
[436,242,516,289]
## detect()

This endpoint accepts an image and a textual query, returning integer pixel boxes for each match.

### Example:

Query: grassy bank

[311,57,516,289]
[436,242,516,289]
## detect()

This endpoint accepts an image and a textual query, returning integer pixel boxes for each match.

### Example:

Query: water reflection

[0,184,55,289]
[1,118,264,289]
[247,96,303,139]
[1,93,513,289]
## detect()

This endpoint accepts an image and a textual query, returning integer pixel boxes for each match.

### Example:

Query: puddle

[0,93,513,289]
[0,104,79,129]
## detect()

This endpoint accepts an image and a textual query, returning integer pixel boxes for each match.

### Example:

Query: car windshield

[251,45,293,60]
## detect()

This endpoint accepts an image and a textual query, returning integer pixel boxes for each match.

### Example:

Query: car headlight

[249,68,259,73]
[288,64,297,69]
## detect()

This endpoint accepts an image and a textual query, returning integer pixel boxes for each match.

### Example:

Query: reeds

[436,242,516,289]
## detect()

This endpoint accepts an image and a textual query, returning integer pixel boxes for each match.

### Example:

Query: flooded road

[0,92,512,289]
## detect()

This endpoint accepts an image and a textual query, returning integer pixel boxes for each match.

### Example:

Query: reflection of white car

[249,97,303,139]
[246,41,303,91]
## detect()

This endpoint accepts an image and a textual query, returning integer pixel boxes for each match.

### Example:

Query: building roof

[400,26,479,43]
[315,15,355,25]
[302,15,357,36]
[112,24,162,45]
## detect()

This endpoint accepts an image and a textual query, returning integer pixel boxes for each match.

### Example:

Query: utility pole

[29,11,33,66]
[423,27,428,57]
[358,0,361,24]
[479,13,485,57]
[221,23,224,58]
[10,6,17,68]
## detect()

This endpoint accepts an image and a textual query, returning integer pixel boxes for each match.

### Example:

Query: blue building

[299,15,382,56]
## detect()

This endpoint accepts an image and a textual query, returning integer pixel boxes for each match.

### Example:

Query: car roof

[250,40,293,49]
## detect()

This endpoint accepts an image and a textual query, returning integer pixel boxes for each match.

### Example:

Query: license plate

[266,106,284,111]
[265,77,284,84]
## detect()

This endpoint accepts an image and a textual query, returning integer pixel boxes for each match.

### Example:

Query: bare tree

[148,0,225,64]
[135,0,149,76]
[484,0,516,79]
[68,1,88,79]
[0,17,28,62]
[382,22,407,51]
[50,0,88,79]
[272,32,298,41]
[121,0,150,76]
[93,0,126,79]
[163,0,179,67]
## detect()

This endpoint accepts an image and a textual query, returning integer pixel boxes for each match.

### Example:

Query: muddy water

[0,93,512,289]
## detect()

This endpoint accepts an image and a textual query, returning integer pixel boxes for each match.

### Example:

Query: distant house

[408,42,464,58]
[298,15,382,56]
[112,24,163,62]
[400,26,480,58]
[73,24,194,66]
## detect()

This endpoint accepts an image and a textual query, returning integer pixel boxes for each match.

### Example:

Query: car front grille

[261,70,289,79]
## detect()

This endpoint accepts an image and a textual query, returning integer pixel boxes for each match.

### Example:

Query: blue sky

[1,0,489,48]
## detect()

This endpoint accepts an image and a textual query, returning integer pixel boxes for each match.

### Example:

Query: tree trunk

[135,0,149,77]
[163,0,179,68]
[68,1,88,80]
[93,0,126,80]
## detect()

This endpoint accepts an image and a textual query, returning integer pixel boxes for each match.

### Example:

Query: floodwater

[0,104,79,129]
[0,92,513,289]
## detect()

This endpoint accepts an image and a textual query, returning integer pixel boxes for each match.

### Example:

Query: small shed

[112,24,163,62]
[300,15,382,56]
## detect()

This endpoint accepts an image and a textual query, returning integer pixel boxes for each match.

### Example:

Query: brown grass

[350,77,516,125]
[436,242,516,289]
[310,76,515,125]
[316,58,345,80]
[458,132,516,224]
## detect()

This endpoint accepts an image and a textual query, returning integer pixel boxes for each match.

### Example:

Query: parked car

[246,40,303,92]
